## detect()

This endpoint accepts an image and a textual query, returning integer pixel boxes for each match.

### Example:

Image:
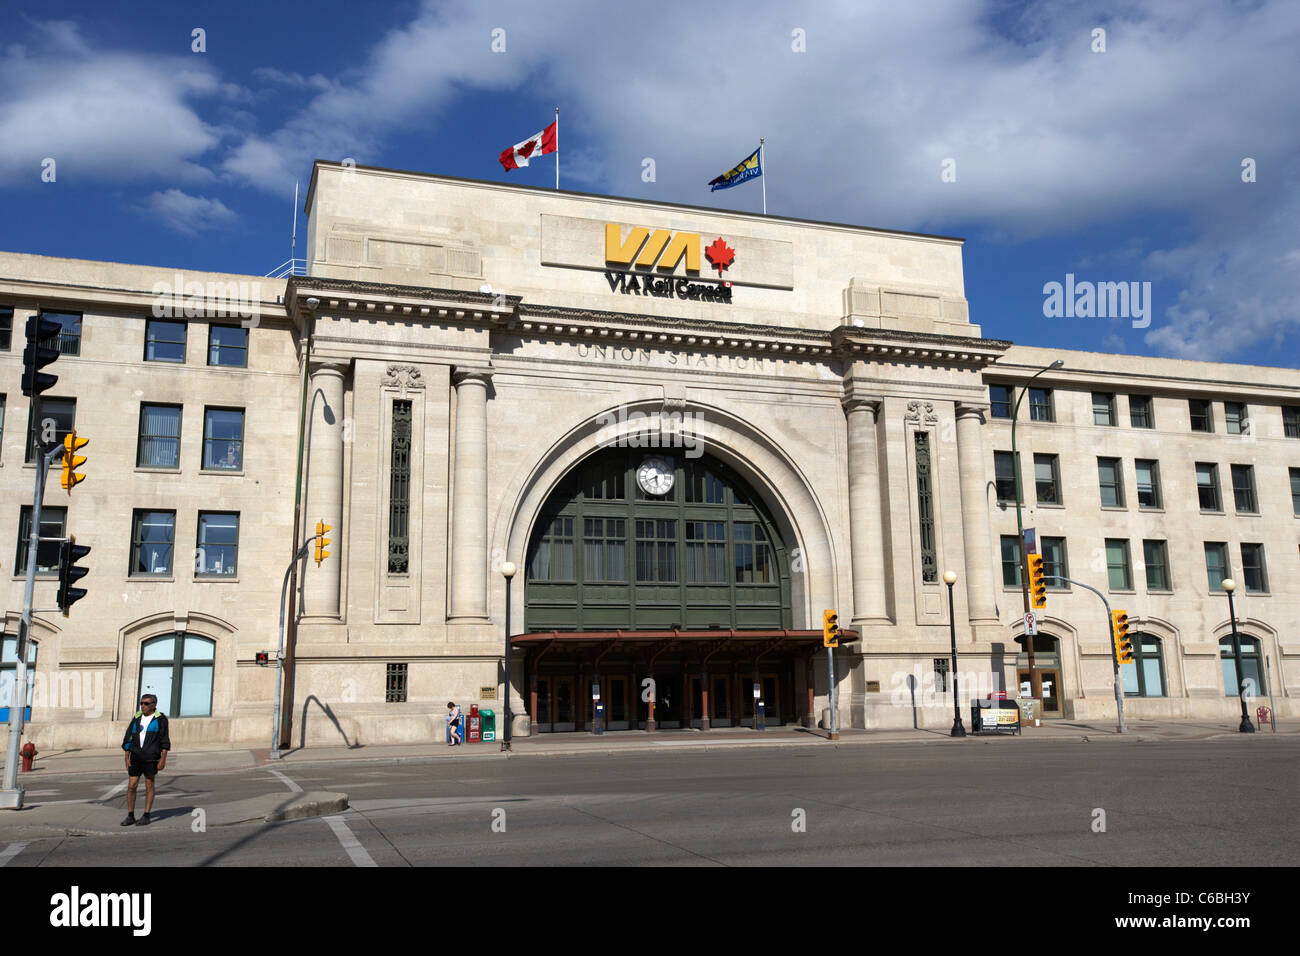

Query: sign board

[866,681,881,693]
[479,686,497,700]
[752,682,761,699]
[971,699,1021,735]
[591,684,601,700]
[1023,527,1038,554]
[1024,611,1038,636]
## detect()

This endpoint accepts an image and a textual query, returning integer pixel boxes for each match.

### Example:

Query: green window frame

[1204,542,1229,591]
[1105,538,1132,590]
[1196,463,1221,511]
[1097,457,1124,507]
[1129,395,1153,428]
[1121,634,1165,697]
[139,634,215,717]
[1135,459,1161,509]
[15,506,65,577]
[207,325,249,367]
[131,510,176,577]
[145,319,186,363]
[1000,535,1022,587]
[1143,540,1170,591]
[25,396,74,463]
[196,512,239,577]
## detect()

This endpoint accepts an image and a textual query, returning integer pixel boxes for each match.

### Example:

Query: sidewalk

[4,718,1293,778]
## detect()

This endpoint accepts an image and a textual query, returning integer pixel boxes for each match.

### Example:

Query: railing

[264,258,307,278]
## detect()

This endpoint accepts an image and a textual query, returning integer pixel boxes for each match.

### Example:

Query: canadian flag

[499,120,557,171]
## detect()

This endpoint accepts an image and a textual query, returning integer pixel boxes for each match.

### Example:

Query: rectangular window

[1196,463,1221,511]
[734,523,775,585]
[1129,395,1153,429]
[1105,539,1132,591]
[136,404,181,468]
[0,306,11,350]
[683,520,724,584]
[145,319,186,363]
[1284,406,1300,439]
[1000,535,1022,587]
[1135,459,1161,509]
[131,510,176,577]
[1034,454,1060,505]
[1240,544,1267,593]
[196,512,239,577]
[635,518,677,583]
[208,325,249,367]
[1028,388,1054,422]
[994,451,1018,503]
[1092,392,1116,426]
[202,407,244,470]
[1097,457,1124,507]
[933,658,950,693]
[1204,543,1229,592]
[528,516,573,580]
[1224,401,1247,436]
[1291,468,1300,516]
[1041,537,1068,586]
[1189,399,1213,433]
[15,506,65,577]
[388,400,411,573]
[1143,540,1170,591]
[39,310,81,356]
[385,663,408,703]
[586,517,628,582]
[989,385,1012,419]
[914,432,937,583]
[25,397,75,463]
[1230,464,1257,513]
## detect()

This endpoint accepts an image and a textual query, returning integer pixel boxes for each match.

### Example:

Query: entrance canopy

[511,628,859,649]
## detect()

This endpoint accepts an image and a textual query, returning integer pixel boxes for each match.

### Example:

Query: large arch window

[139,634,215,716]
[526,449,791,631]
[1220,636,1265,698]
[1121,633,1166,697]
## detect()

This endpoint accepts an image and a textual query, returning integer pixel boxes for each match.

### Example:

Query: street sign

[1023,527,1038,554]
[1024,611,1038,636]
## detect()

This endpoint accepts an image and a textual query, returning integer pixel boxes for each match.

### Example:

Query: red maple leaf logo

[705,237,735,275]
[517,138,537,157]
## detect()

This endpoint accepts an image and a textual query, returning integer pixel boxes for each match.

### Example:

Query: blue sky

[1,0,1296,367]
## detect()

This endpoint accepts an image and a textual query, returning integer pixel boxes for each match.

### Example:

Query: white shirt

[138,713,153,748]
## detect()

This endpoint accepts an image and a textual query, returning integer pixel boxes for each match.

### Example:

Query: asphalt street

[1,737,1295,866]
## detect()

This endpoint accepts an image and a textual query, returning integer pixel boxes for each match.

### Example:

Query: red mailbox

[467,704,482,744]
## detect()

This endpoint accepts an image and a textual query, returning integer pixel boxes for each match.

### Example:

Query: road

[1,737,1295,866]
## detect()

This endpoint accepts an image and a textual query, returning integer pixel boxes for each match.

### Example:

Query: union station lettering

[575,342,777,372]
[604,269,733,303]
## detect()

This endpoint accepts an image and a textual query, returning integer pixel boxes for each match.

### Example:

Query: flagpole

[555,106,560,190]
[760,139,766,215]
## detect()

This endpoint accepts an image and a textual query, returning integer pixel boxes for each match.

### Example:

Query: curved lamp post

[501,561,517,751]
[1221,578,1255,733]
[943,570,965,737]
[1011,358,1064,700]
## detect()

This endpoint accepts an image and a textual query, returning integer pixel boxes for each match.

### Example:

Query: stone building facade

[0,163,1296,749]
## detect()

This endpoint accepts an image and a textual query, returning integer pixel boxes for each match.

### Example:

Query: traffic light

[1112,610,1132,663]
[60,431,88,492]
[1027,553,1047,609]
[314,520,332,566]
[57,536,91,616]
[22,315,62,397]
[822,608,839,648]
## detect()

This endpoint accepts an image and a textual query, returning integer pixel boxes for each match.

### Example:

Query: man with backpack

[121,693,170,826]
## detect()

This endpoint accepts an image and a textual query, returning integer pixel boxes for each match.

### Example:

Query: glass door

[711,675,731,726]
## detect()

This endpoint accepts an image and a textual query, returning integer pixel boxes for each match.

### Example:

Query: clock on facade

[636,456,675,496]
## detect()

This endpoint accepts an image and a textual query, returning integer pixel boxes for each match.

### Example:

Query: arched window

[1121,633,1165,697]
[1220,636,1264,698]
[140,634,215,717]
[0,637,37,720]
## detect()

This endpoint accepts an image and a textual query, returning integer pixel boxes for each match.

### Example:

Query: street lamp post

[501,561,517,751]
[1011,358,1064,702]
[1221,579,1255,733]
[943,570,965,737]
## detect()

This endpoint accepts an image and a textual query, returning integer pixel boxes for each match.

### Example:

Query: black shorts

[127,756,159,779]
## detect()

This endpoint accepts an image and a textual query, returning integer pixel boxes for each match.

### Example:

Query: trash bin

[481,708,496,742]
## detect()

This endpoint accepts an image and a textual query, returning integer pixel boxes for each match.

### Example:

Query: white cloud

[0,22,231,183]
[139,189,237,236]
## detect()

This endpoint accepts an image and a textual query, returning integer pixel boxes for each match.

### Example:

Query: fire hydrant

[19,742,37,773]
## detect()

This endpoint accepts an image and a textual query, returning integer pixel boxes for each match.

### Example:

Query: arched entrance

[519,447,813,733]
[1015,634,1063,714]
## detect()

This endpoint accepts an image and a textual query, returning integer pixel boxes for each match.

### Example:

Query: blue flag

[708,147,762,191]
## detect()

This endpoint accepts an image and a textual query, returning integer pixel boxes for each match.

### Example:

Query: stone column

[448,367,491,621]
[302,361,348,618]
[955,402,1000,623]
[844,396,890,623]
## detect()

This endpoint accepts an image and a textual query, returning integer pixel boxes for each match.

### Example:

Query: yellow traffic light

[822,608,839,648]
[314,520,332,566]
[1112,610,1132,663]
[1027,553,1047,609]
[61,431,89,492]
